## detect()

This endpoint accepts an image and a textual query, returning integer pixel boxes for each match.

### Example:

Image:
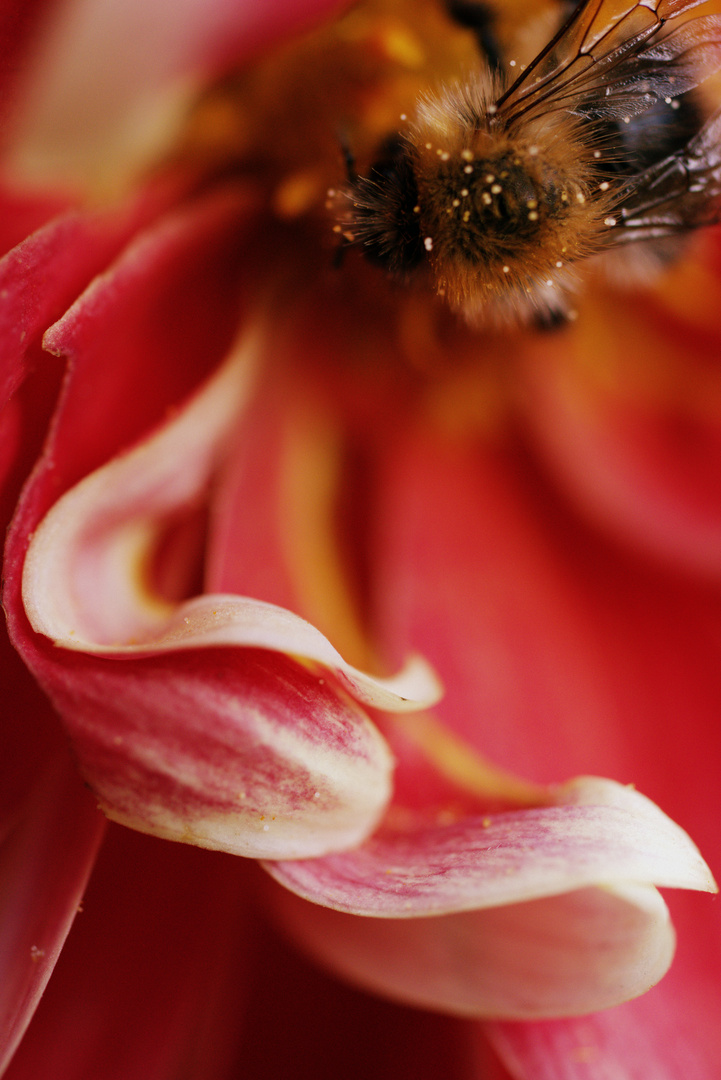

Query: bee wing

[561,16,721,120]
[496,0,720,124]
[611,106,721,238]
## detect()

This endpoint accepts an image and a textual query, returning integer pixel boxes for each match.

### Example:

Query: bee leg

[444,1,503,72]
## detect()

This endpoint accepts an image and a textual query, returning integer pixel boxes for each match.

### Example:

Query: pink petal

[40,644,401,859]
[5,0,348,192]
[368,416,721,794]
[6,188,438,861]
[264,777,713,1017]
[204,354,378,664]
[366,400,721,1062]
[5,184,256,526]
[16,343,429,857]
[264,777,713,916]
[518,279,721,579]
[0,750,104,1073]
[1,552,103,1065]
[266,878,677,1019]
[485,986,713,1080]
[484,896,721,1075]
[4,827,251,1080]
[0,191,176,416]
[5,184,258,648]
[20,343,439,712]
[9,827,482,1079]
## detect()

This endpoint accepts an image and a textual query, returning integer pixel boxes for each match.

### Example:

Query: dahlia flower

[1,0,720,1076]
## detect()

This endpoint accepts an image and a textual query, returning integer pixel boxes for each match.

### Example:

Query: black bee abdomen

[347,139,425,276]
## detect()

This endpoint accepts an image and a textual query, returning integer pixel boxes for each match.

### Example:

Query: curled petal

[267,878,677,1018]
[21,335,440,713]
[17,322,438,858]
[25,647,396,861]
[265,777,714,1018]
[264,776,715,916]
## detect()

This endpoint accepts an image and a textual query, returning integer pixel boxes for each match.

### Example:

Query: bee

[339,0,721,324]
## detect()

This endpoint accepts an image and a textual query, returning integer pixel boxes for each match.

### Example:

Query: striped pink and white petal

[263,777,714,1019]
[16,344,439,856]
[264,777,714,917]
[20,336,437,712]
[0,187,221,1069]
[9,192,439,863]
